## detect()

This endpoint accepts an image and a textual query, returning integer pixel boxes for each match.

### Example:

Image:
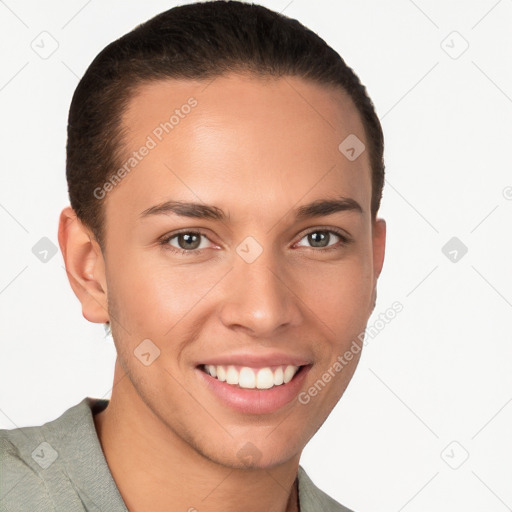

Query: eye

[295,228,350,251]
[160,231,215,255]
[159,227,351,256]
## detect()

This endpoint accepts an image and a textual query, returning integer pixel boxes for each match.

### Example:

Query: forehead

[107,73,371,225]
[123,73,366,148]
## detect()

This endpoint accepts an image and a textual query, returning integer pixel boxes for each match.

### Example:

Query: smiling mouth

[198,364,307,390]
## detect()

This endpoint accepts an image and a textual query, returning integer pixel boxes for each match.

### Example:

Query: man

[0,1,385,511]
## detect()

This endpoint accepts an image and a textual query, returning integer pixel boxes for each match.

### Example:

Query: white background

[1,1,511,511]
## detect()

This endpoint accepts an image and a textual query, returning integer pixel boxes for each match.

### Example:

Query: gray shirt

[0,397,354,511]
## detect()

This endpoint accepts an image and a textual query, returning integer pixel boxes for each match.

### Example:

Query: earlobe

[57,206,109,324]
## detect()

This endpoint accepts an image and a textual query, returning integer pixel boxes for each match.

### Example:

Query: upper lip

[197,352,312,368]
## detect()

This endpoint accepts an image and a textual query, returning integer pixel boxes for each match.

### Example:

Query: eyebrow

[139,196,363,221]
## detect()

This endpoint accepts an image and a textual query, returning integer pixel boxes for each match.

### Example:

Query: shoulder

[0,396,99,467]
[297,465,356,512]
[0,425,55,512]
[0,397,118,512]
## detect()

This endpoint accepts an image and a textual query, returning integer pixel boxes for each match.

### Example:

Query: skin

[58,73,386,512]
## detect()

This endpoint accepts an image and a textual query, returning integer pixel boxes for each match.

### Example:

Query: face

[91,74,385,468]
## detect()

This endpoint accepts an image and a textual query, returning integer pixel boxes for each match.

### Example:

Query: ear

[370,217,386,311]
[57,206,109,324]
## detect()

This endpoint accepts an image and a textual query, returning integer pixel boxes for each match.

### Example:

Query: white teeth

[216,366,226,382]
[239,367,256,389]
[226,366,239,385]
[283,365,297,384]
[256,368,274,389]
[273,366,284,386]
[203,364,300,389]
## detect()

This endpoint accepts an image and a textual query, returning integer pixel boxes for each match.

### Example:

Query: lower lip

[196,365,312,415]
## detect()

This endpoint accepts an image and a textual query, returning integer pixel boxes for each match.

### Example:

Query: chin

[210,434,304,471]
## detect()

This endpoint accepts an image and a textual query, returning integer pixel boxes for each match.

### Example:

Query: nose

[218,248,303,338]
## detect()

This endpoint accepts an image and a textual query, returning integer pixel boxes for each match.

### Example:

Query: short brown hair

[66,0,384,250]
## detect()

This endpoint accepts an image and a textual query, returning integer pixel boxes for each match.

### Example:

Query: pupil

[309,231,329,248]
[180,233,200,250]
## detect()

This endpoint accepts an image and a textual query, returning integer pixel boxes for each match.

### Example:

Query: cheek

[106,251,223,335]
[295,252,374,334]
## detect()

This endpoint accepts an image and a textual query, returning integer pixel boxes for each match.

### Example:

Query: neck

[93,362,301,512]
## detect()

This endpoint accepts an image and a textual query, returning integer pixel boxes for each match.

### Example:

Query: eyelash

[159,228,352,256]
